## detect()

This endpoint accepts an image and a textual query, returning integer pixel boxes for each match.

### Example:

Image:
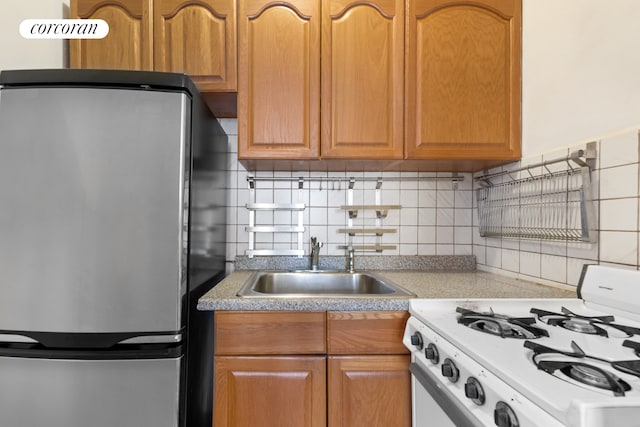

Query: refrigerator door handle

[0,334,38,343]
[0,329,184,349]
[0,344,183,360]
[117,334,182,345]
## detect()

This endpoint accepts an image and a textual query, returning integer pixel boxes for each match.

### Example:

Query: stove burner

[562,318,599,334]
[457,307,549,339]
[525,340,639,396]
[530,307,640,338]
[568,364,624,390]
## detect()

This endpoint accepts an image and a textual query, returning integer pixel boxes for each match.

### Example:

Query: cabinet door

[214,356,326,427]
[328,355,411,427]
[153,0,237,91]
[70,0,153,70]
[238,0,321,159]
[321,0,404,159]
[405,0,521,161]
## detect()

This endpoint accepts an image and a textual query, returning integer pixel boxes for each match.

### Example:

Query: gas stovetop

[406,265,640,427]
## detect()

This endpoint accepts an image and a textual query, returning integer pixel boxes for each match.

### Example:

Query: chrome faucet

[310,237,323,271]
[346,246,355,273]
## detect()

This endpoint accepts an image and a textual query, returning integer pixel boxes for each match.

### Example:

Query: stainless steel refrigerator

[0,69,227,427]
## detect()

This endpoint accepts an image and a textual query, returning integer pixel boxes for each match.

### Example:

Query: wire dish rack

[474,143,597,242]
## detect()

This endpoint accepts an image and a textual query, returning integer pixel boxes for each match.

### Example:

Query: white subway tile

[309,207,328,226]
[401,208,419,226]
[486,246,501,268]
[600,198,638,231]
[437,226,454,244]
[519,251,541,278]
[400,244,419,256]
[436,245,455,255]
[418,189,437,208]
[455,190,473,208]
[599,164,638,200]
[400,189,419,208]
[418,226,436,244]
[600,130,639,169]
[600,231,638,266]
[540,254,567,283]
[436,208,454,226]
[437,190,454,208]
[400,226,419,244]
[454,245,472,255]
[502,249,520,272]
[418,208,437,226]
[454,227,473,245]
[418,244,437,255]
[473,244,486,265]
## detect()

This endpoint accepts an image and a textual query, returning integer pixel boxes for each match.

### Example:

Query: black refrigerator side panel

[185,91,227,427]
[188,90,227,280]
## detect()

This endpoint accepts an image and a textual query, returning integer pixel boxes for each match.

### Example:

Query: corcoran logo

[20,19,109,39]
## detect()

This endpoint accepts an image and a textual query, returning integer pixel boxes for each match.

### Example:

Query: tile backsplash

[218,119,473,273]
[219,119,640,286]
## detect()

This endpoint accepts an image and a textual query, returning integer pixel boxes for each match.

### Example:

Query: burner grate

[525,340,640,396]
[456,307,549,339]
[530,307,640,338]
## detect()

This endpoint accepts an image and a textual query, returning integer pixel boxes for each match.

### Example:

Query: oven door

[410,357,484,427]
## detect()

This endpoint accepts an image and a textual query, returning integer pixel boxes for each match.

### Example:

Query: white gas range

[402,265,640,427]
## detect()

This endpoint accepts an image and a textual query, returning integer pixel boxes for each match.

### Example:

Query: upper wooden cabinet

[238,0,403,161]
[70,0,236,91]
[237,0,321,159]
[239,0,522,171]
[70,0,153,70]
[405,0,521,162]
[320,0,404,159]
[154,0,236,91]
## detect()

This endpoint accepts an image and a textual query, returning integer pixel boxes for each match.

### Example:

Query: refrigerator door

[0,351,182,427]
[0,86,191,340]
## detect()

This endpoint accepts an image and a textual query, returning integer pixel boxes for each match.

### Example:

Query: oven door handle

[410,362,484,427]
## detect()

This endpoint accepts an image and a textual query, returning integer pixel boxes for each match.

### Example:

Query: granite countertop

[197,269,577,312]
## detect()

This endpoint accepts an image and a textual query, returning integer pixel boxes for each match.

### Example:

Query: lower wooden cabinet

[213,311,410,427]
[328,355,411,427]
[214,356,326,427]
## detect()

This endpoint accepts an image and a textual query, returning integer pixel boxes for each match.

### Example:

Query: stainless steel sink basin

[236,271,416,298]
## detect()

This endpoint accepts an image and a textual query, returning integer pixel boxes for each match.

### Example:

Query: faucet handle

[310,236,323,249]
[346,246,355,273]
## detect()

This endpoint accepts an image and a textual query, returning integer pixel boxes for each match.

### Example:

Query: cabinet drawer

[327,311,409,355]
[214,311,326,355]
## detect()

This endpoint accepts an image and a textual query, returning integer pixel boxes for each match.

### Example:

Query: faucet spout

[310,237,323,271]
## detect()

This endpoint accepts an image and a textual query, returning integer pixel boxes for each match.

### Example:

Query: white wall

[522,0,640,156]
[0,0,69,70]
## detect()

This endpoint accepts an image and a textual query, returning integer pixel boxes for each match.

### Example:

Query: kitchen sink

[236,271,416,298]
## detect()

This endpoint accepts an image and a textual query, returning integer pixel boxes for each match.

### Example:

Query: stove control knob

[425,343,439,364]
[464,377,485,405]
[441,358,459,382]
[410,332,424,350]
[494,401,519,427]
